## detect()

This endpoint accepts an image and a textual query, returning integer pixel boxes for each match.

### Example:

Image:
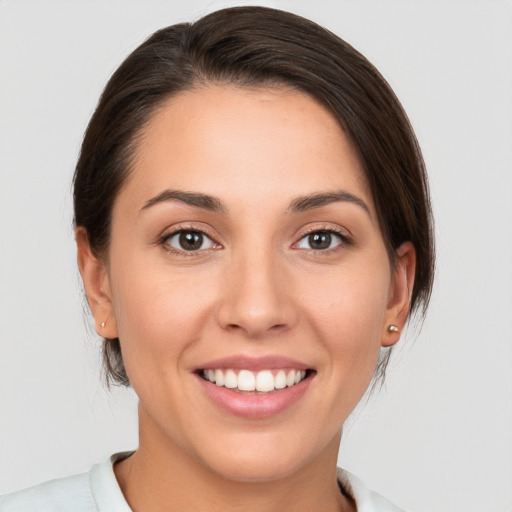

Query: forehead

[121,84,372,213]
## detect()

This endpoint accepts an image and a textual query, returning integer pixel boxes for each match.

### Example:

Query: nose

[216,248,298,339]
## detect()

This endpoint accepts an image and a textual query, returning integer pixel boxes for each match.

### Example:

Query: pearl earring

[387,324,399,333]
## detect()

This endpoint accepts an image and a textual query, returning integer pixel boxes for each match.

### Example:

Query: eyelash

[157,225,352,256]
[158,225,220,257]
[294,226,353,252]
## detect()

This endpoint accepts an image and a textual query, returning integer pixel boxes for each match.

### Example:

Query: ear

[76,227,118,339]
[381,241,416,347]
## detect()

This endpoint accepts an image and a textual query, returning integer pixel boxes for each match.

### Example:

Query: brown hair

[73,6,434,386]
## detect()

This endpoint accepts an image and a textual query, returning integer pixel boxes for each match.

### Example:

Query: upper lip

[195,355,312,372]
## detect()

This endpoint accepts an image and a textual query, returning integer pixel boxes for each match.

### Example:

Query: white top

[0,453,406,511]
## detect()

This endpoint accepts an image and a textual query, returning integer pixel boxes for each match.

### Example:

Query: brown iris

[179,231,204,250]
[308,231,332,250]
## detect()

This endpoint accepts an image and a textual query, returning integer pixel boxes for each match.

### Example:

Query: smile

[201,368,308,393]
[195,356,315,418]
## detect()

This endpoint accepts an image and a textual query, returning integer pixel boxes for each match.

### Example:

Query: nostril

[216,284,299,337]
[224,321,288,335]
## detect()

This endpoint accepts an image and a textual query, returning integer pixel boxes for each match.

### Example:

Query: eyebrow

[286,190,371,217]
[140,190,228,214]
[140,188,370,218]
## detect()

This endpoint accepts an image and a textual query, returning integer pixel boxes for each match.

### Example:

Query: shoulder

[0,471,95,512]
[0,453,132,512]
[338,468,408,512]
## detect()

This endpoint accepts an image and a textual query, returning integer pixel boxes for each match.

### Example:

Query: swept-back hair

[74,6,434,386]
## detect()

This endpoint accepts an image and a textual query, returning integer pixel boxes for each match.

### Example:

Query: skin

[77,85,416,512]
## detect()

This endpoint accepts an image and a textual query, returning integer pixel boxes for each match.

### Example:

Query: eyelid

[155,222,352,255]
[292,224,353,250]
[157,223,222,255]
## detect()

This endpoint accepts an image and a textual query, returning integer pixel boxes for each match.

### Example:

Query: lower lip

[196,373,313,419]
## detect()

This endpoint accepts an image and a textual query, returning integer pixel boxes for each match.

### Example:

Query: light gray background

[1,1,511,511]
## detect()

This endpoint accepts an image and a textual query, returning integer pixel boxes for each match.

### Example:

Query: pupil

[309,232,331,250]
[179,231,202,250]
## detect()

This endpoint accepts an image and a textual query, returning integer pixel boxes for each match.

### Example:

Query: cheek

[108,255,220,377]
[302,260,390,371]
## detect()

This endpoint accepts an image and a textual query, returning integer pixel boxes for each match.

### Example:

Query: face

[79,85,414,482]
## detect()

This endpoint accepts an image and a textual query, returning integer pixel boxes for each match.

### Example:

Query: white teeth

[202,368,308,393]
[255,370,274,392]
[214,369,224,387]
[224,369,237,389]
[274,370,287,389]
[237,370,256,391]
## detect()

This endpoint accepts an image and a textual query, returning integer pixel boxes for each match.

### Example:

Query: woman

[0,6,434,511]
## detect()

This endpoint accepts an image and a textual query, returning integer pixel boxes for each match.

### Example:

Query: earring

[100,321,106,328]
[387,324,399,333]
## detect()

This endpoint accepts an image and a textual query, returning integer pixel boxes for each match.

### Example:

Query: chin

[194,428,337,484]
[205,451,308,483]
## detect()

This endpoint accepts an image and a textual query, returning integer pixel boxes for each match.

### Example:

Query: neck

[114,409,354,512]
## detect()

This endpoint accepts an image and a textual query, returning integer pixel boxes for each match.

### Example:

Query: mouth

[194,355,316,418]
[194,356,316,419]
[197,368,313,393]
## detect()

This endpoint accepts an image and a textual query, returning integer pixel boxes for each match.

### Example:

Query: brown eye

[165,230,215,252]
[296,230,343,251]
[309,232,331,250]
[180,232,203,250]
